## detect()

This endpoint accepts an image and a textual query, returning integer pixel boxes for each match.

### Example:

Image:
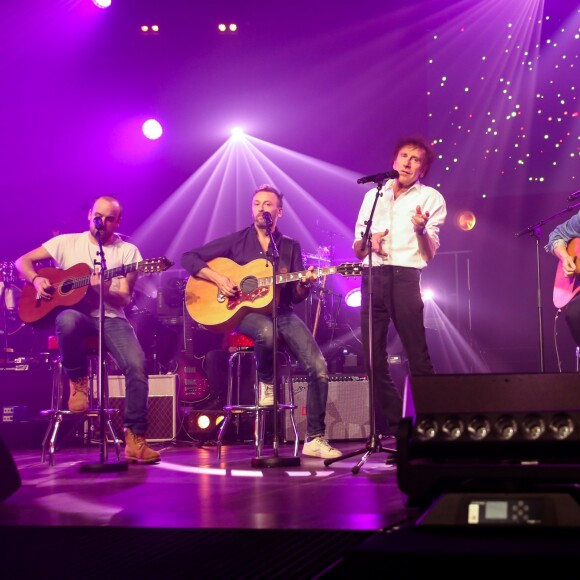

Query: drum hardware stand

[324,180,396,473]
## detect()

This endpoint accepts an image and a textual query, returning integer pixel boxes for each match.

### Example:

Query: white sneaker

[258,381,274,406]
[302,436,342,459]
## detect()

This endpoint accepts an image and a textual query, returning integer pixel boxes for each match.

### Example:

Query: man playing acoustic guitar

[14,195,162,464]
[545,209,580,348]
[181,184,342,459]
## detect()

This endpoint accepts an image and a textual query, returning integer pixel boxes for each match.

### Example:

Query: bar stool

[40,335,122,466]
[216,332,299,459]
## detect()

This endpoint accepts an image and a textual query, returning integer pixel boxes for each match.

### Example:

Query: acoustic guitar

[18,257,173,325]
[184,257,362,333]
[553,238,580,309]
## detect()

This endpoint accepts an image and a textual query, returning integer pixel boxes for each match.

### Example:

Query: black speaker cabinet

[105,375,177,442]
[403,372,580,418]
[0,435,20,502]
[0,367,53,416]
[285,375,370,442]
[0,367,53,450]
[398,372,580,508]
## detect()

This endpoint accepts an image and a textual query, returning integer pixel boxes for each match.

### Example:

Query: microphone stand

[252,221,300,468]
[514,200,580,374]
[79,228,128,473]
[324,180,395,474]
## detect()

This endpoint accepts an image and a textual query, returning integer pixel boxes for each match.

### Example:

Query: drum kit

[301,245,344,340]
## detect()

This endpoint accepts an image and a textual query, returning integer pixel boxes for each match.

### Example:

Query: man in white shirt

[15,195,161,464]
[353,135,447,440]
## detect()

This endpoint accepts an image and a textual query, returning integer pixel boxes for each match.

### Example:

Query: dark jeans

[237,309,329,438]
[360,265,434,436]
[565,295,580,347]
[55,309,149,435]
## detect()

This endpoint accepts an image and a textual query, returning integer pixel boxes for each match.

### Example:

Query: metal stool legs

[40,352,122,466]
[216,348,299,460]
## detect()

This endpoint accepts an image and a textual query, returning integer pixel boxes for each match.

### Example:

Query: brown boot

[68,377,89,413]
[124,428,160,464]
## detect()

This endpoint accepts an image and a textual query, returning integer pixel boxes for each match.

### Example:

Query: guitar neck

[71,262,140,290]
[259,265,339,287]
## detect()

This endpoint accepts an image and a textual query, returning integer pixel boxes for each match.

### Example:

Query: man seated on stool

[14,195,160,464]
[181,184,342,459]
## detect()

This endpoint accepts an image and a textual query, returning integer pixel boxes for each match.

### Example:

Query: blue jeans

[55,310,149,435]
[360,265,434,436]
[237,309,329,439]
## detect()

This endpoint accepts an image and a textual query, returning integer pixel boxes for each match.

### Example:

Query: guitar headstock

[139,257,174,274]
[336,263,363,277]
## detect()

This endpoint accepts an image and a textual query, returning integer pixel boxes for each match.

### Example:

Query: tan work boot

[68,377,89,413]
[124,428,160,464]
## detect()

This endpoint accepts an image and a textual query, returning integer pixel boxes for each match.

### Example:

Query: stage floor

[3,435,580,577]
[0,436,413,577]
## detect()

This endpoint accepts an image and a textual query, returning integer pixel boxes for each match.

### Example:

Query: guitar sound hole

[61,280,74,294]
[239,277,258,293]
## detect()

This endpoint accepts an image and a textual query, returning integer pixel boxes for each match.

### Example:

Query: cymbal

[302,253,331,264]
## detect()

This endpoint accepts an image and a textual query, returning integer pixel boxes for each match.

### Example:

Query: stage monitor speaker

[106,375,177,442]
[284,375,369,442]
[0,435,20,501]
[398,372,580,510]
[403,371,580,418]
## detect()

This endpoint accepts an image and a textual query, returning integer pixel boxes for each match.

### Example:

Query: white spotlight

[142,119,163,140]
[345,288,361,308]
[230,127,246,141]
[93,0,112,8]
[422,288,435,301]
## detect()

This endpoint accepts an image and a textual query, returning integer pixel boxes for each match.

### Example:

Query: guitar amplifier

[284,375,370,442]
[105,374,177,442]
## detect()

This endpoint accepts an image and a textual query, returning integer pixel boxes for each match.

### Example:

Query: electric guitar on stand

[175,306,211,406]
[184,257,362,332]
[553,238,580,309]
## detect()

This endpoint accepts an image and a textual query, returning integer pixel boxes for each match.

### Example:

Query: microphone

[262,212,273,227]
[93,216,104,231]
[357,169,399,185]
[568,190,580,202]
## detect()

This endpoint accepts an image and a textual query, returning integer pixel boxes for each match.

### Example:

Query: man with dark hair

[181,184,342,459]
[15,195,160,464]
[353,136,447,440]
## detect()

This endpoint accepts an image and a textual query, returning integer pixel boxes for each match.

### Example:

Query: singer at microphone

[262,211,273,228]
[568,190,580,202]
[357,169,399,185]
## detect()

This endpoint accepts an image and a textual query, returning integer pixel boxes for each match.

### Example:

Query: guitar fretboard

[68,263,141,290]
[258,266,339,287]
